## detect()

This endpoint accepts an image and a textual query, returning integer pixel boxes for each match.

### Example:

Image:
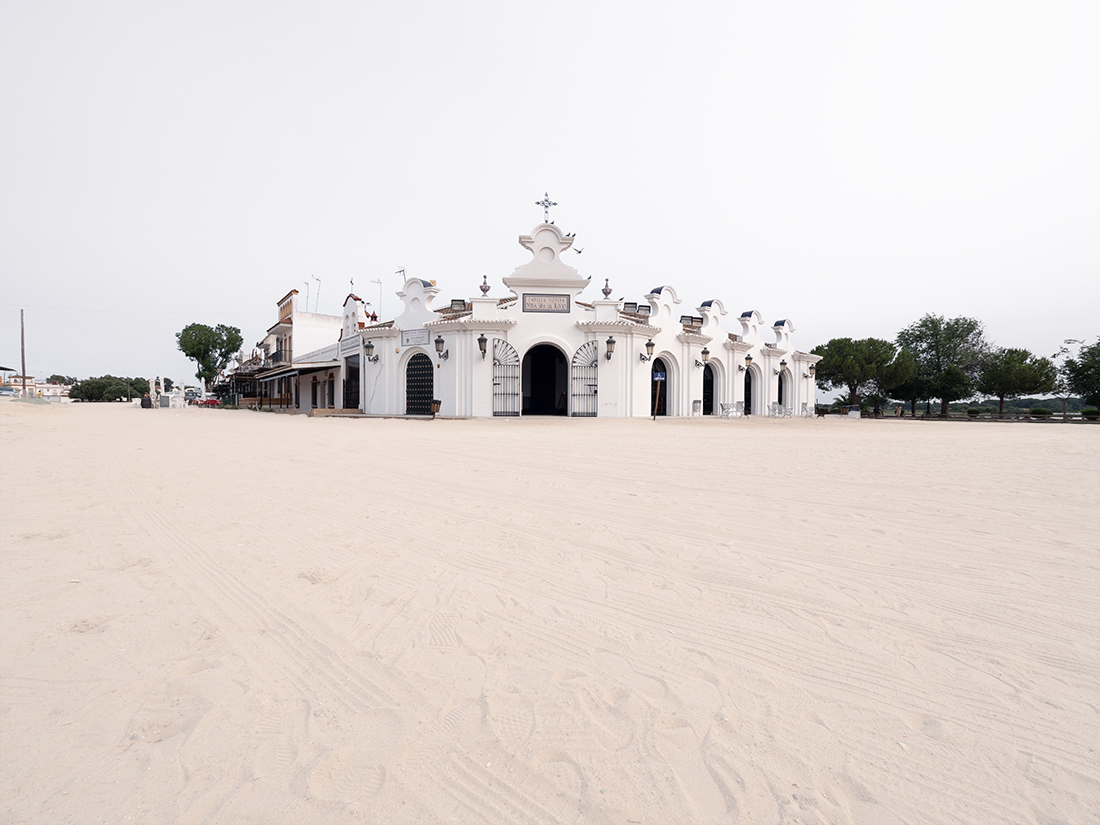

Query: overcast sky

[2,1,1097,384]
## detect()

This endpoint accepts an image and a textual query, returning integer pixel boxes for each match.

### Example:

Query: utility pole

[20,309,27,399]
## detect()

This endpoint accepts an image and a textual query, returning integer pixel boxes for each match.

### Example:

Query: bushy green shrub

[1081,408,1099,420]
[1029,407,1053,417]
[966,408,980,417]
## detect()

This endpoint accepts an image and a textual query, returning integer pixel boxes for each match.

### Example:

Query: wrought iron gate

[492,338,520,416]
[570,340,598,417]
[405,353,433,415]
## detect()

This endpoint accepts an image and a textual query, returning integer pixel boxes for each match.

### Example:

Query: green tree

[47,374,77,385]
[1063,337,1100,407]
[977,348,1057,415]
[887,351,931,416]
[811,337,914,414]
[176,324,243,386]
[896,314,988,415]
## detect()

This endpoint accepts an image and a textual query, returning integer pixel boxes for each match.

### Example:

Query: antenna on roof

[310,274,321,313]
[373,277,383,319]
[303,279,310,311]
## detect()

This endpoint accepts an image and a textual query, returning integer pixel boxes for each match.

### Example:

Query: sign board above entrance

[522,294,570,313]
[339,336,360,354]
[401,328,431,347]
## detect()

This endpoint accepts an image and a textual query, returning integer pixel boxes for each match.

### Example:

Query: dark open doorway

[702,363,714,415]
[744,370,753,415]
[343,355,360,410]
[651,357,668,416]
[522,344,567,415]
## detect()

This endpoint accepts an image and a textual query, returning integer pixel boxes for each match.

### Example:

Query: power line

[0,302,268,316]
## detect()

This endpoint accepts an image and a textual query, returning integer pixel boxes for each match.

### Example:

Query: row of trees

[70,376,148,402]
[68,376,174,402]
[50,322,242,403]
[812,315,1099,415]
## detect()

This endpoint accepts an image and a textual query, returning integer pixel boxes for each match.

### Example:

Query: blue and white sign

[401,328,431,347]
[654,372,666,381]
[339,335,360,354]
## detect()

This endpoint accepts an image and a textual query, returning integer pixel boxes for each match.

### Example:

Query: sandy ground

[1,402,1097,825]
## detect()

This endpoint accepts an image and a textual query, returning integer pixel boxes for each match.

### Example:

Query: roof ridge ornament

[536,192,557,223]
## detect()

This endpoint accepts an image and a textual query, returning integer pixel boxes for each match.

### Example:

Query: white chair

[720,401,743,419]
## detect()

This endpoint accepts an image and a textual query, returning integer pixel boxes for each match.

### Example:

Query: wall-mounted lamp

[434,335,448,361]
[477,333,488,360]
[640,339,655,362]
[695,347,710,368]
[809,363,816,376]
[745,354,753,365]
[365,340,379,363]
[774,359,787,376]
[605,336,616,361]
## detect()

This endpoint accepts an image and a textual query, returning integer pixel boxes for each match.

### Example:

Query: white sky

[2,1,1097,384]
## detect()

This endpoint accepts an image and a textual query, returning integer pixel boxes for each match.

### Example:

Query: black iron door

[406,353,433,415]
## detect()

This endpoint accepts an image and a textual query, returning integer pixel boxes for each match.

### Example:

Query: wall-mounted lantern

[605,336,616,361]
[695,347,710,368]
[640,339,655,362]
[435,335,448,361]
[477,333,488,360]
[365,340,379,363]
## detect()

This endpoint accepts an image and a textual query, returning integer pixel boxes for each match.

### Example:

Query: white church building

[257,208,821,419]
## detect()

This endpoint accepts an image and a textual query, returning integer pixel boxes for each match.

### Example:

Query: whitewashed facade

[332,218,821,418]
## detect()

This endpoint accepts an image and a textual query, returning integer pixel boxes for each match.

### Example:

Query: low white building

[254,289,345,411]
[333,213,820,418]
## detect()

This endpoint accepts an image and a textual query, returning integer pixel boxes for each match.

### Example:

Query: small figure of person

[895,404,903,418]
[140,392,153,409]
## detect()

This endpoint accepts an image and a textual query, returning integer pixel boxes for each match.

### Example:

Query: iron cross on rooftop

[536,192,557,222]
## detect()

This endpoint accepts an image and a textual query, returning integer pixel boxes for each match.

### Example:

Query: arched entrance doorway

[702,363,714,415]
[651,357,668,416]
[778,371,787,410]
[744,369,753,415]
[405,353,433,415]
[522,344,567,415]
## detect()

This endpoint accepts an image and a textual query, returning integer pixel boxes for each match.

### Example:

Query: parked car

[0,386,18,396]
